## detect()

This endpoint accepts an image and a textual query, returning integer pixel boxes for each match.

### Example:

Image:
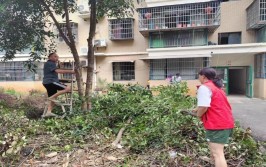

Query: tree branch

[88,0,97,42]
[38,0,71,46]
[63,0,76,45]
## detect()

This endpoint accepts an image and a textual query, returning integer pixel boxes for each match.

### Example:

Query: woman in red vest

[194,67,234,167]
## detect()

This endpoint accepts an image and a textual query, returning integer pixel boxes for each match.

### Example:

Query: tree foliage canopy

[0,0,134,61]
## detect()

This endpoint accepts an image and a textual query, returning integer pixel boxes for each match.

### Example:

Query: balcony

[149,30,208,48]
[247,0,266,29]
[137,1,221,36]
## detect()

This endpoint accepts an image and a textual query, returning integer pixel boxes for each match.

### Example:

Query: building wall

[146,0,214,7]
[209,0,256,44]
[53,1,149,57]
[210,54,254,67]
[254,79,266,99]
[0,81,46,94]
[94,17,148,54]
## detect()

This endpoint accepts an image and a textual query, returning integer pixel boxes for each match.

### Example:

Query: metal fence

[138,1,220,32]
[247,0,266,29]
[0,61,44,81]
[150,29,207,48]
[255,53,266,78]
[149,58,209,80]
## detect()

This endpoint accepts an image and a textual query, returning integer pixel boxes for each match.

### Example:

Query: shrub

[21,94,46,119]
[0,92,18,108]
[90,83,266,166]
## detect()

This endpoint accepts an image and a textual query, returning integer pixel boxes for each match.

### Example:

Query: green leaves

[96,0,134,19]
[0,0,48,61]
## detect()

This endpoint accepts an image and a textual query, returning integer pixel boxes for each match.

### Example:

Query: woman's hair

[198,67,223,88]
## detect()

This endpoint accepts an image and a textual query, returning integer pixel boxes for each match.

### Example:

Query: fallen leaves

[45,152,58,158]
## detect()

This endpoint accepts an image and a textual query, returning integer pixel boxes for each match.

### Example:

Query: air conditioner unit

[80,47,88,55]
[94,39,107,48]
[78,3,90,14]
[80,60,88,67]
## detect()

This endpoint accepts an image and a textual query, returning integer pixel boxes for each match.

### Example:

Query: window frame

[112,62,135,81]
[149,58,209,80]
[218,32,242,45]
[109,18,134,40]
[255,54,266,78]
[56,22,79,43]
[0,61,44,81]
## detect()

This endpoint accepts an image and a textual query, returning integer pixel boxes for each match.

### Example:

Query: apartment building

[0,0,266,99]
[133,0,266,98]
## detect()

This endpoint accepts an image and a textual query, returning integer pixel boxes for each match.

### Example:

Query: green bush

[91,83,266,166]
[0,83,265,166]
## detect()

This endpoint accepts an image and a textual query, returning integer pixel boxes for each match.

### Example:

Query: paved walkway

[228,96,266,141]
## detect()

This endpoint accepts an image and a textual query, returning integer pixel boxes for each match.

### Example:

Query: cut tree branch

[112,118,132,147]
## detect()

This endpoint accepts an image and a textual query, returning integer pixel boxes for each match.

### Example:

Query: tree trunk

[85,0,97,111]
[62,0,85,110]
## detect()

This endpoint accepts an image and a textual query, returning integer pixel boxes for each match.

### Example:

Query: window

[56,22,78,43]
[260,0,266,21]
[113,62,135,81]
[218,32,241,45]
[150,30,207,48]
[109,19,134,40]
[255,54,266,78]
[0,61,44,81]
[150,58,209,80]
[257,26,266,42]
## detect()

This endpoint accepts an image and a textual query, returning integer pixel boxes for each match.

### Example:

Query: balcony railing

[149,30,208,48]
[138,1,221,36]
[247,0,266,29]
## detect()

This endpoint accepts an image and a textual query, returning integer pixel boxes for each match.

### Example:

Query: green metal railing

[149,30,208,48]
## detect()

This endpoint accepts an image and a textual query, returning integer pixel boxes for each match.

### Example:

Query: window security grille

[112,62,135,81]
[247,0,266,29]
[138,1,220,32]
[149,58,209,80]
[255,54,266,78]
[56,22,78,43]
[0,61,44,81]
[109,19,134,40]
[150,30,207,48]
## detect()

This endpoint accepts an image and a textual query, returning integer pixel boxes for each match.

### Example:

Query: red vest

[201,81,234,130]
